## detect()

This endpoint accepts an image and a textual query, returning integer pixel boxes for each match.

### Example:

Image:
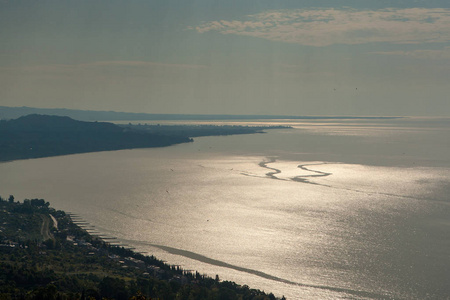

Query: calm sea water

[1,117,449,299]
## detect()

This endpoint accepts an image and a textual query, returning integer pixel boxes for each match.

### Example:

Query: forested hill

[0,114,192,162]
[0,114,289,162]
[4,114,121,132]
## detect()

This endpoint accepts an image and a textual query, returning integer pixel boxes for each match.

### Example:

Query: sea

[1,117,449,299]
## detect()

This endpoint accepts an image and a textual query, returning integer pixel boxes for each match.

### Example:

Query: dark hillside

[0,115,192,161]
[4,114,121,133]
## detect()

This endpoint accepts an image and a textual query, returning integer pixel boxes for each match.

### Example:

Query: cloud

[193,8,450,46]
[371,47,450,59]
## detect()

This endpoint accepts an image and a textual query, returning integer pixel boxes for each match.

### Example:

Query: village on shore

[0,195,285,299]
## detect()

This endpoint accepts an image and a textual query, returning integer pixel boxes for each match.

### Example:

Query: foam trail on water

[118,239,392,299]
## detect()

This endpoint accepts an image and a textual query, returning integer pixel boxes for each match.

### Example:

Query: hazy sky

[1,0,450,116]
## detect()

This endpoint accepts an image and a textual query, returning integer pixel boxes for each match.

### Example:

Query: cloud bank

[194,8,450,46]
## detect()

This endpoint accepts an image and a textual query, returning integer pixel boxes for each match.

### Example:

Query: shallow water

[1,118,449,299]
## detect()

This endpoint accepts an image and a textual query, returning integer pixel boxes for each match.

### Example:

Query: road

[40,214,54,241]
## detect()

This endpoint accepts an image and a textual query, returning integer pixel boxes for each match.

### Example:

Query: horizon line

[0,106,407,120]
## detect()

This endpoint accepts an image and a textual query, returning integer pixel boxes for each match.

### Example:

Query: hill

[3,114,121,132]
[0,114,192,162]
[0,114,291,162]
[0,106,400,122]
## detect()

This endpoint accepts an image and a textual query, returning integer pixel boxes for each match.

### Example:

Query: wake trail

[120,239,392,299]
[244,158,446,203]
[258,158,284,181]
[291,163,333,186]
[243,158,332,187]
[295,163,447,203]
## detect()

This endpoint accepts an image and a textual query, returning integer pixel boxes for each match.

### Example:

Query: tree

[130,291,148,300]
[8,195,14,203]
[33,284,58,300]
[99,276,129,299]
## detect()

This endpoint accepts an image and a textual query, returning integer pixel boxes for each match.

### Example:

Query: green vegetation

[0,196,285,299]
[0,114,290,162]
[120,123,290,138]
[0,114,192,162]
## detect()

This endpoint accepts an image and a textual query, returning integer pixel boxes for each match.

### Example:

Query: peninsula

[0,114,289,162]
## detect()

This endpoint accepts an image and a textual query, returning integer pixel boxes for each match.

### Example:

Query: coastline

[0,197,284,299]
[0,114,291,163]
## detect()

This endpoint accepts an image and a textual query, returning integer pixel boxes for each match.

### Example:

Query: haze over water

[1,118,449,299]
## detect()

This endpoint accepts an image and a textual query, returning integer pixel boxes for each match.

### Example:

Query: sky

[1,0,450,116]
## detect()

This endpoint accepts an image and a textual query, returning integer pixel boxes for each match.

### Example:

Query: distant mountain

[0,106,400,122]
[4,114,121,132]
[0,106,158,121]
[0,114,192,161]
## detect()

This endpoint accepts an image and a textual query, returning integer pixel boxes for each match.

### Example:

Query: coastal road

[40,214,54,241]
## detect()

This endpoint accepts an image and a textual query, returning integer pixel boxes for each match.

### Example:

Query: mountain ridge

[0,114,192,162]
[0,106,401,121]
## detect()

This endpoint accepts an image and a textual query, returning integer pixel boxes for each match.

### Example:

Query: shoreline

[0,114,291,163]
[0,197,284,299]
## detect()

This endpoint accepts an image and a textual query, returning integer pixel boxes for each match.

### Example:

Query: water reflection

[0,119,449,299]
